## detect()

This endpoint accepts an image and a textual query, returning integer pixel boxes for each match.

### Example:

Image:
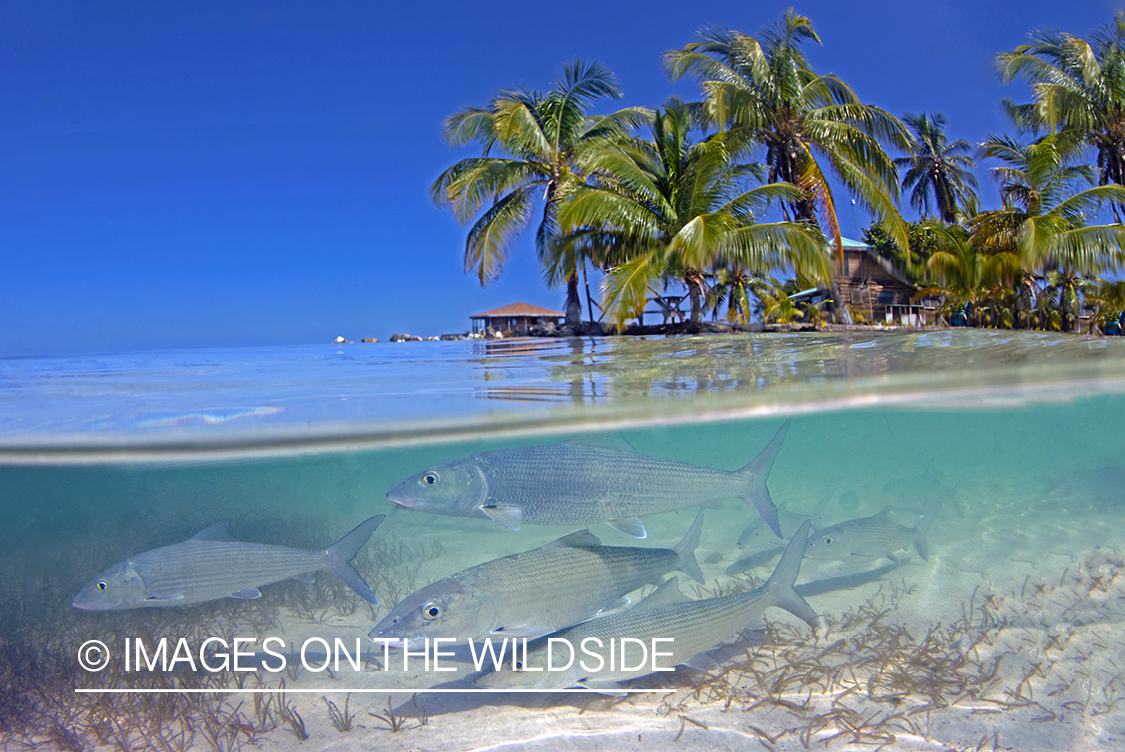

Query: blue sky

[2,0,1122,353]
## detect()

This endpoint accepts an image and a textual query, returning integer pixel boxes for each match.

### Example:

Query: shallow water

[2,331,1124,751]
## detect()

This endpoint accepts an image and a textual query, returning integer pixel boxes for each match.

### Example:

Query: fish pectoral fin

[189,520,238,542]
[480,505,523,530]
[229,588,262,600]
[605,517,646,539]
[576,679,628,696]
[491,625,554,639]
[144,591,185,602]
[683,651,720,672]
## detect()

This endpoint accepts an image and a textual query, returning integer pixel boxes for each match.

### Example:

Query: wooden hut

[469,302,565,335]
[834,237,935,325]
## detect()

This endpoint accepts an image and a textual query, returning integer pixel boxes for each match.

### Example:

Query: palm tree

[921,226,1019,327]
[430,60,651,326]
[552,100,830,329]
[1082,278,1125,332]
[663,12,911,323]
[997,13,1125,221]
[757,286,805,324]
[972,132,1125,330]
[895,112,979,223]
[706,267,766,324]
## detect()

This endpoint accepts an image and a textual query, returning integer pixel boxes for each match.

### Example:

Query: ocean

[2,330,1123,751]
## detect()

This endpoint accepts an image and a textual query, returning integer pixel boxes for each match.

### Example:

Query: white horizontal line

[75,688,671,694]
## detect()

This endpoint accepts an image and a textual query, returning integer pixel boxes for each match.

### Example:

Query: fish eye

[97,581,107,590]
[423,472,439,486]
[823,537,833,545]
[514,661,524,671]
[421,602,441,620]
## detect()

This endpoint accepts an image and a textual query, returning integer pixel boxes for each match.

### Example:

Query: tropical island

[429,11,1125,339]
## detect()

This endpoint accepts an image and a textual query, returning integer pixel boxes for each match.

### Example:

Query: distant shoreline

[341,322,1115,343]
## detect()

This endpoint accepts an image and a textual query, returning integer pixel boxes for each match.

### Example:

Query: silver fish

[387,422,790,539]
[369,512,706,646]
[72,515,384,610]
[475,521,816,691]
[804,505,941,561]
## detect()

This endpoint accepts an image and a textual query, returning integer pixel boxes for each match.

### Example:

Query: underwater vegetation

[0,512,443,752]
[609,547,1125,750]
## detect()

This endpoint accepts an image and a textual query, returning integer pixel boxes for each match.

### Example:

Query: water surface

[2,331,1123,752]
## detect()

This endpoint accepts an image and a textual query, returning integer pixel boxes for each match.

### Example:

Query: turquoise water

[2,331,1124,751]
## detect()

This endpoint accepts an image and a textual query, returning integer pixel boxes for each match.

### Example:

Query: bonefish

[387,422,790,539]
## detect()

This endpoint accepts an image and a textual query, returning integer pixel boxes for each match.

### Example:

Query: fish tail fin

[764,520,819,629]
[673,510,706,584]
[325,515,385,604]
[912,503,942,562]
[736,420,790,539]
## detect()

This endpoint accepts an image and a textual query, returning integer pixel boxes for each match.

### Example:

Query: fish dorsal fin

[480,505,523,530]
[605,517,647,539]
[565,431,637,454]
[189,520,237,542]
[807,494,832,530]
[545,530,601,549]
[874,508,893,522]
[634,577,686,611]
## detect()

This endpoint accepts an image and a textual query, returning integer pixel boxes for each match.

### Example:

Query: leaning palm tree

[997,13,1125,221]
[972,132,1125,330]
[431,60,651,325]
[552,100,831,329]
[896,112,979,224]
[663,12,911,323]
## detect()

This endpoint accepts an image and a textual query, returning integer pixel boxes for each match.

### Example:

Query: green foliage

[1083,278,1125,332]
[664,11,911,325]
[425,11,1125,334]
[758,288,804,324]
[862,221,951,285]
[432,60,652,323]
[997,13,1125,221]
[555,99,830,327]
[895,112,979,223]
[972,131,1125,330]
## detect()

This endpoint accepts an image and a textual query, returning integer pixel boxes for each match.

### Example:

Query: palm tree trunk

[565,272,582,327]
[1058,274,1074,333]
[582,262,597,322]
[829,278,854,325]
[826,243,854,325]
[685,270,705,331]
